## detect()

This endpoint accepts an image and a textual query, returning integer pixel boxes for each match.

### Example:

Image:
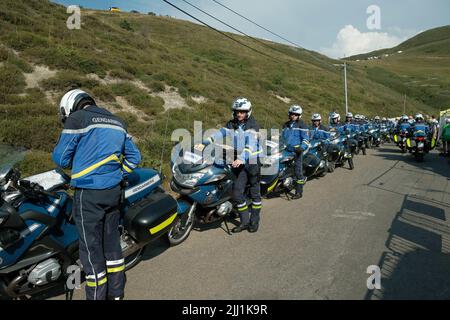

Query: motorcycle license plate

[418,142,424,148]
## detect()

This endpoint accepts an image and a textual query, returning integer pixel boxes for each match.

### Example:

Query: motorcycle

[302,139,329,179]
[349,130,366,156]
[407,132,428,162]
[380,125,391,144]
[259,139,297,198]
[394,129,409,153]
[0,165,193,299]
[327,132,355,170]
[170,143,239,231]
[368,126,381,148]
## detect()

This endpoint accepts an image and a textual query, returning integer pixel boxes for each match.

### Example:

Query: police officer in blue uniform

[309,113,332,140]
[52,89,141,300]
[282,105,310,199]
[204,98,263,233]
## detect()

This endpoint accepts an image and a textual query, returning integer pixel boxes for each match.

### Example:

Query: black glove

[294,146,304,155]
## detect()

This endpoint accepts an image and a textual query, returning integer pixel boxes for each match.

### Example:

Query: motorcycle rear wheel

[124,248,144,271]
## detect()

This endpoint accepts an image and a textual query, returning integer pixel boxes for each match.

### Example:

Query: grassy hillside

[348,26,450,110]
[0,0,443,177]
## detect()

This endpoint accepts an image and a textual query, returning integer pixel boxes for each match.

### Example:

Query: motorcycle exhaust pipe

[4,273,27,299]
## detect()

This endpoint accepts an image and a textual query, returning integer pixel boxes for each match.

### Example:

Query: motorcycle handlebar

[18,180,60,199]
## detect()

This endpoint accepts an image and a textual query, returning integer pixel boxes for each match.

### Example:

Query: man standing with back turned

[52,89,141,300]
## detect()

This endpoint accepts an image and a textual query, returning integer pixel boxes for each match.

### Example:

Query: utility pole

[334,62,349,115]
[403,94,407,115]
[344,62,348,115]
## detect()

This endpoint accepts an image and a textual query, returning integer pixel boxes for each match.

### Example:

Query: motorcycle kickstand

[284,190,292,201]
[65,284,74,301]
[223,217,232,235]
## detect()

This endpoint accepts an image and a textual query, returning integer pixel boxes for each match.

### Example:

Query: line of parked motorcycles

[0,121,389,300]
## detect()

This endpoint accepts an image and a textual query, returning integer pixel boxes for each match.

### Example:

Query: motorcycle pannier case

[124,191,178,242]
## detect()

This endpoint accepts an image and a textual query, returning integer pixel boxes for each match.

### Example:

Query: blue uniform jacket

[205,116,262,164]
[397,122,411,134]
[282,120,310,152]
[52,105,142,189]
[342,122,359,135]
[309,125,332,141]
[410,123,430,137]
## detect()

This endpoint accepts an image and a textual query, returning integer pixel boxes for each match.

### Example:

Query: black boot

[248,223,259,233]
[233,205,250,233]
[248,203,261,233]
[291,192,303,200]
[292,183,303,200]
[232,224,249,233]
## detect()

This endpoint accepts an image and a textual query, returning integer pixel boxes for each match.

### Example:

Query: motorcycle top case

[123,190,178,243]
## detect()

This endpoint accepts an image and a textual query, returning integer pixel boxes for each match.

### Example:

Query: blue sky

[52,0,450,58]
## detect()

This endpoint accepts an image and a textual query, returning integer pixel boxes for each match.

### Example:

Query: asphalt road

[55,144,450,300]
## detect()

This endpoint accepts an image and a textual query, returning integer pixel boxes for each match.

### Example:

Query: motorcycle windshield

[175,143,226,174]
[178,161,211,174]
[0,145,26,179]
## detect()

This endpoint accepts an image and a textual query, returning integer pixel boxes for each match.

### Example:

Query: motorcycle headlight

[173,167,207,188]
[204,173,226,184]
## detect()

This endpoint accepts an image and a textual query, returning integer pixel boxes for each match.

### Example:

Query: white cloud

[320,25,411,59]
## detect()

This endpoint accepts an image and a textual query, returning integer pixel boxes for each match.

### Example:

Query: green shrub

[0,63,26,101]
[91,85,115,102]
[109,68,134,80]
[16,150,55,177]
[3,31,49,51]
[0,46,9,61]
[23,46,106,75]
[0,115,60,151]
[119,20,133,31]
[41,71,99,92]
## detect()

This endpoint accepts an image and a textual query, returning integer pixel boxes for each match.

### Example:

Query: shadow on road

[365,194,450,300]
[372,145,450,178]
[365,145,450,299]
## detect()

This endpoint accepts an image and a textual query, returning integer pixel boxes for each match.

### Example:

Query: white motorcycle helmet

[415,113,424,122]
[346,112,353,121]
[311,113,322,121]
[232,97,252,118]
[59,89,95,123]
[374,116,380,121]
[288,105,303,117]
[330,112,340,124]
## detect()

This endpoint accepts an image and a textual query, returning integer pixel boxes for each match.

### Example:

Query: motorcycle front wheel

[348,158,354,170]
[328,161,336,173]
[167,210,195,246]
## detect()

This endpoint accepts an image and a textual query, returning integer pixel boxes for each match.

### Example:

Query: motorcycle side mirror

[0,166,14,183]
[223,165,234,179]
